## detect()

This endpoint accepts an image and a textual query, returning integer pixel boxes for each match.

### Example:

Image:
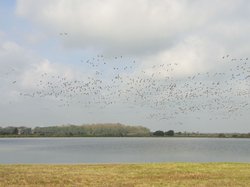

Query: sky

[0,0,250,132]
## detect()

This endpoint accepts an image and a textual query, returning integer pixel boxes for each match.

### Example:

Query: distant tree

[17,127,32,135]
[0,127,19,135]
[153,130,164,136]
[32,123,150,137]
[232,134,238,138]
[23,127,32,135]
[13,128,18,135]
[218,133,226,138]
[165,130,174,136]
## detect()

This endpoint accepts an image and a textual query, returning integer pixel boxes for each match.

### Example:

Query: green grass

[1,163,250,186]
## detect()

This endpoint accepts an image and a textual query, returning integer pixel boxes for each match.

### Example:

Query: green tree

[218,133,226,138]
[165,130,174,136]
[153,130,164,136]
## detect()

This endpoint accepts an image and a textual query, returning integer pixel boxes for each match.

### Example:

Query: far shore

[1,134,250,138]
[2,124,250,138]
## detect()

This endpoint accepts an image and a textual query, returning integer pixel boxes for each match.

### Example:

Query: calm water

[0,137,250,163]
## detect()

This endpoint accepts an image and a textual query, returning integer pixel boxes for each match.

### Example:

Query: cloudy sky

[0,0,250,132]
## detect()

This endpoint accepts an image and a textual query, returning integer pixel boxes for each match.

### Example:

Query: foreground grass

[1,163,250,186]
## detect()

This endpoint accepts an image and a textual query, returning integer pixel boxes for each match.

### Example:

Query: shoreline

[1,135,250,138]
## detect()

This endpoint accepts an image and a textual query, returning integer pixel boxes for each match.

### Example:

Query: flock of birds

[1,49,250,124]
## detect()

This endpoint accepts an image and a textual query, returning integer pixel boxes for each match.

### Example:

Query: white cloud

[140,36,225,78]
[25,32,47,45]
[15,0,250,75]
[0,39,83,95]
[0,41,33,73]
[16,0,228,54]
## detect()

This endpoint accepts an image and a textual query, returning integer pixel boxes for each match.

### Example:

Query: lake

[0,137,250,163]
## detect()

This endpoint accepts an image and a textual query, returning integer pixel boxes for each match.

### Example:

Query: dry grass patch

[1,163,250,186]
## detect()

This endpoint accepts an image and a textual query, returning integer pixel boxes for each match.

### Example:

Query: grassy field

[1,163,250,186]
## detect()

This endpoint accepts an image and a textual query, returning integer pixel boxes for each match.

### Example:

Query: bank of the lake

[2,124,250,138]
[1,163,250,186]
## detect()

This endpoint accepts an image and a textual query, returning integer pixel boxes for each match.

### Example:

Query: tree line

[1,124,250,138]
[0,123,150,137]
